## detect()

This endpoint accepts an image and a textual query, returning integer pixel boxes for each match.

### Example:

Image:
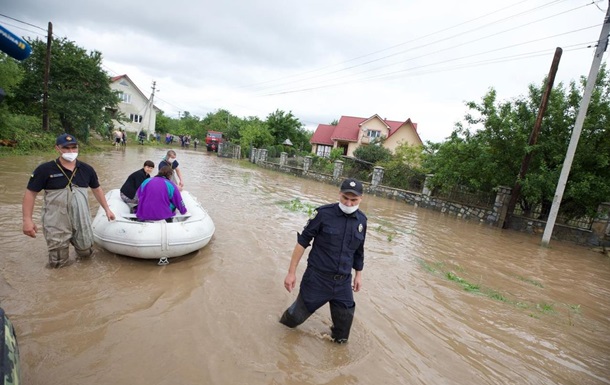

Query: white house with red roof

[310,114,423,157]
[108,75,160,135]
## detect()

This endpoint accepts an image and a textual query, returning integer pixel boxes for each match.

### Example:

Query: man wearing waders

[22,134,116,267]
[280,178,367,343]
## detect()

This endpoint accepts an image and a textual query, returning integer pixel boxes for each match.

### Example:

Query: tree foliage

[8,37,120,141]
[237,116,273,149]
[353,143,392,164]
[424,66,610,219]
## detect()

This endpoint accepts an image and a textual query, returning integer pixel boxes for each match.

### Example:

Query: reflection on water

[0,147,609,385]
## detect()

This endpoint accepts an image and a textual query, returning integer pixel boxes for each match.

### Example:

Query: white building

[109,75,160,135]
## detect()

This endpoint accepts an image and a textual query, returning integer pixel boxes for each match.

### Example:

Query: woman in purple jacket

[136,166,187,222]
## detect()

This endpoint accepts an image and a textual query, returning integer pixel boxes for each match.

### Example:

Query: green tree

[201,109,230,135]
[0,53,24,125]
[424,67,610,219]
[10,37,120,140]
[353,143,392,164]
[266,109,303,145]
[237,117,273,149]
[155,112,180,135]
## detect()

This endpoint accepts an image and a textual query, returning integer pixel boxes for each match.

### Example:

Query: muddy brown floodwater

[0,146,608,385]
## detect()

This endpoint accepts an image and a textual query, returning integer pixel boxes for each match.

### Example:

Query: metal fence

[434,185,497,209]
[512,204,594,230]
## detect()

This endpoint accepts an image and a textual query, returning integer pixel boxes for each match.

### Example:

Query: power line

[260,42,594,97]
[238,0,564,90]
[253,22,599,98]
[239,0,582,92]
[0,20,46,38]
[258,5,595,95]
[0,13,47,32]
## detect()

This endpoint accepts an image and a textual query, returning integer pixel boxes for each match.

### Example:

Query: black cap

[340,178,363,196]
[56,133,78,147]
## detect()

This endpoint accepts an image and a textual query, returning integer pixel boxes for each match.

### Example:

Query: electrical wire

[246,5,598,95]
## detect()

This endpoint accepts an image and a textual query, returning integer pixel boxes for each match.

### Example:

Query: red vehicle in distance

[205,131,225,152]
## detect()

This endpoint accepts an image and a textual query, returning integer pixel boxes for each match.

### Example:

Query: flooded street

[1,146,609,385]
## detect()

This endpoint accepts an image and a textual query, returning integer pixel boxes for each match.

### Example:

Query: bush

[0,114,54,153]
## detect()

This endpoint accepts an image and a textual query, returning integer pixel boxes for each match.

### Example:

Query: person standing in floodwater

[21,133,116,267]
[280,178,367,343]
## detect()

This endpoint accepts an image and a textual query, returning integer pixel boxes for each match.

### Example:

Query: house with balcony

[108,75,160,135]
[310,114,423,157]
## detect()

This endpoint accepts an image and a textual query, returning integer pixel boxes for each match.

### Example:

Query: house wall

[384,123,423,152]
[110,79,157,134]
[346,142,360,157]
[358,118,390,143]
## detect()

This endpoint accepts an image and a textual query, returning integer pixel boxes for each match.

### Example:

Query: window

[130,114,143,123]
[367,130,381,138]
[118,92,131,104]
[316,145,332,158]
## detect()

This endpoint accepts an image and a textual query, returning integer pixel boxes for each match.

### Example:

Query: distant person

[279,178,367,344]
[136,166,187,223]
[22,133,116,267]
[138,130,146,145]
[159,150,184,190]
[113,129,122,147]
[120,160,154,211]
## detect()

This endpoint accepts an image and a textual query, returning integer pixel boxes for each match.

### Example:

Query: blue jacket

[136,176,187,221]
[297,203,367,275]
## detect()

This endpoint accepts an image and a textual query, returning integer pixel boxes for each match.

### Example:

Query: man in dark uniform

[120,160,155,210]
[22,133,115,267]
[280,178,367,344]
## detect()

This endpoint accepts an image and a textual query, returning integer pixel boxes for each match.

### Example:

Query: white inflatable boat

[92,189,215,262]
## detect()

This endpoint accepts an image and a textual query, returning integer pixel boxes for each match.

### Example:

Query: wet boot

[75,247,93,258]
[280,293,312,328]
[330,303,355,344]
[48,248,70,268]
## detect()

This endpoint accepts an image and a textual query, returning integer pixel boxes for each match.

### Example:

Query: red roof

[311,115,419,145]
[310,124,335,146]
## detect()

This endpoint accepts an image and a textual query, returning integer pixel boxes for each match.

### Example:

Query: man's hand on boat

[105,209,116,221]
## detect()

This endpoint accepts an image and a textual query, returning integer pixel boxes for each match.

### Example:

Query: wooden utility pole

[42,22,52,131]
[502,47,562,229]
[541,1,610,247]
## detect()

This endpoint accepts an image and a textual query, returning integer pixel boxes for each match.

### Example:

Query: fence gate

[218,142,241,159]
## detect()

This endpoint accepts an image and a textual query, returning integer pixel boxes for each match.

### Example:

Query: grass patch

[517,275,544,288]
[418,257,579,321]
[280,198,317,216]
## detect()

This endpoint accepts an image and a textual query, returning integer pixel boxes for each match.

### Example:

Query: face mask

[61,152,78,162]
[168,158,176,163]
[339,202,359,215]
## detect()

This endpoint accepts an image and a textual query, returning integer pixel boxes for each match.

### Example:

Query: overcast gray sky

[2,0,607,142]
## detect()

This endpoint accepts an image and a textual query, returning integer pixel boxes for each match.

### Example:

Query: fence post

[258,149,268,164]
[591,202,610,246]
[372,166,384,188]
[422,174,434,197]
[333,160,344,180]
[303,156,312,174]
[280,152,287,168]
[494,186,512,227]
[250,148,257,163]
[235,145,241,159]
